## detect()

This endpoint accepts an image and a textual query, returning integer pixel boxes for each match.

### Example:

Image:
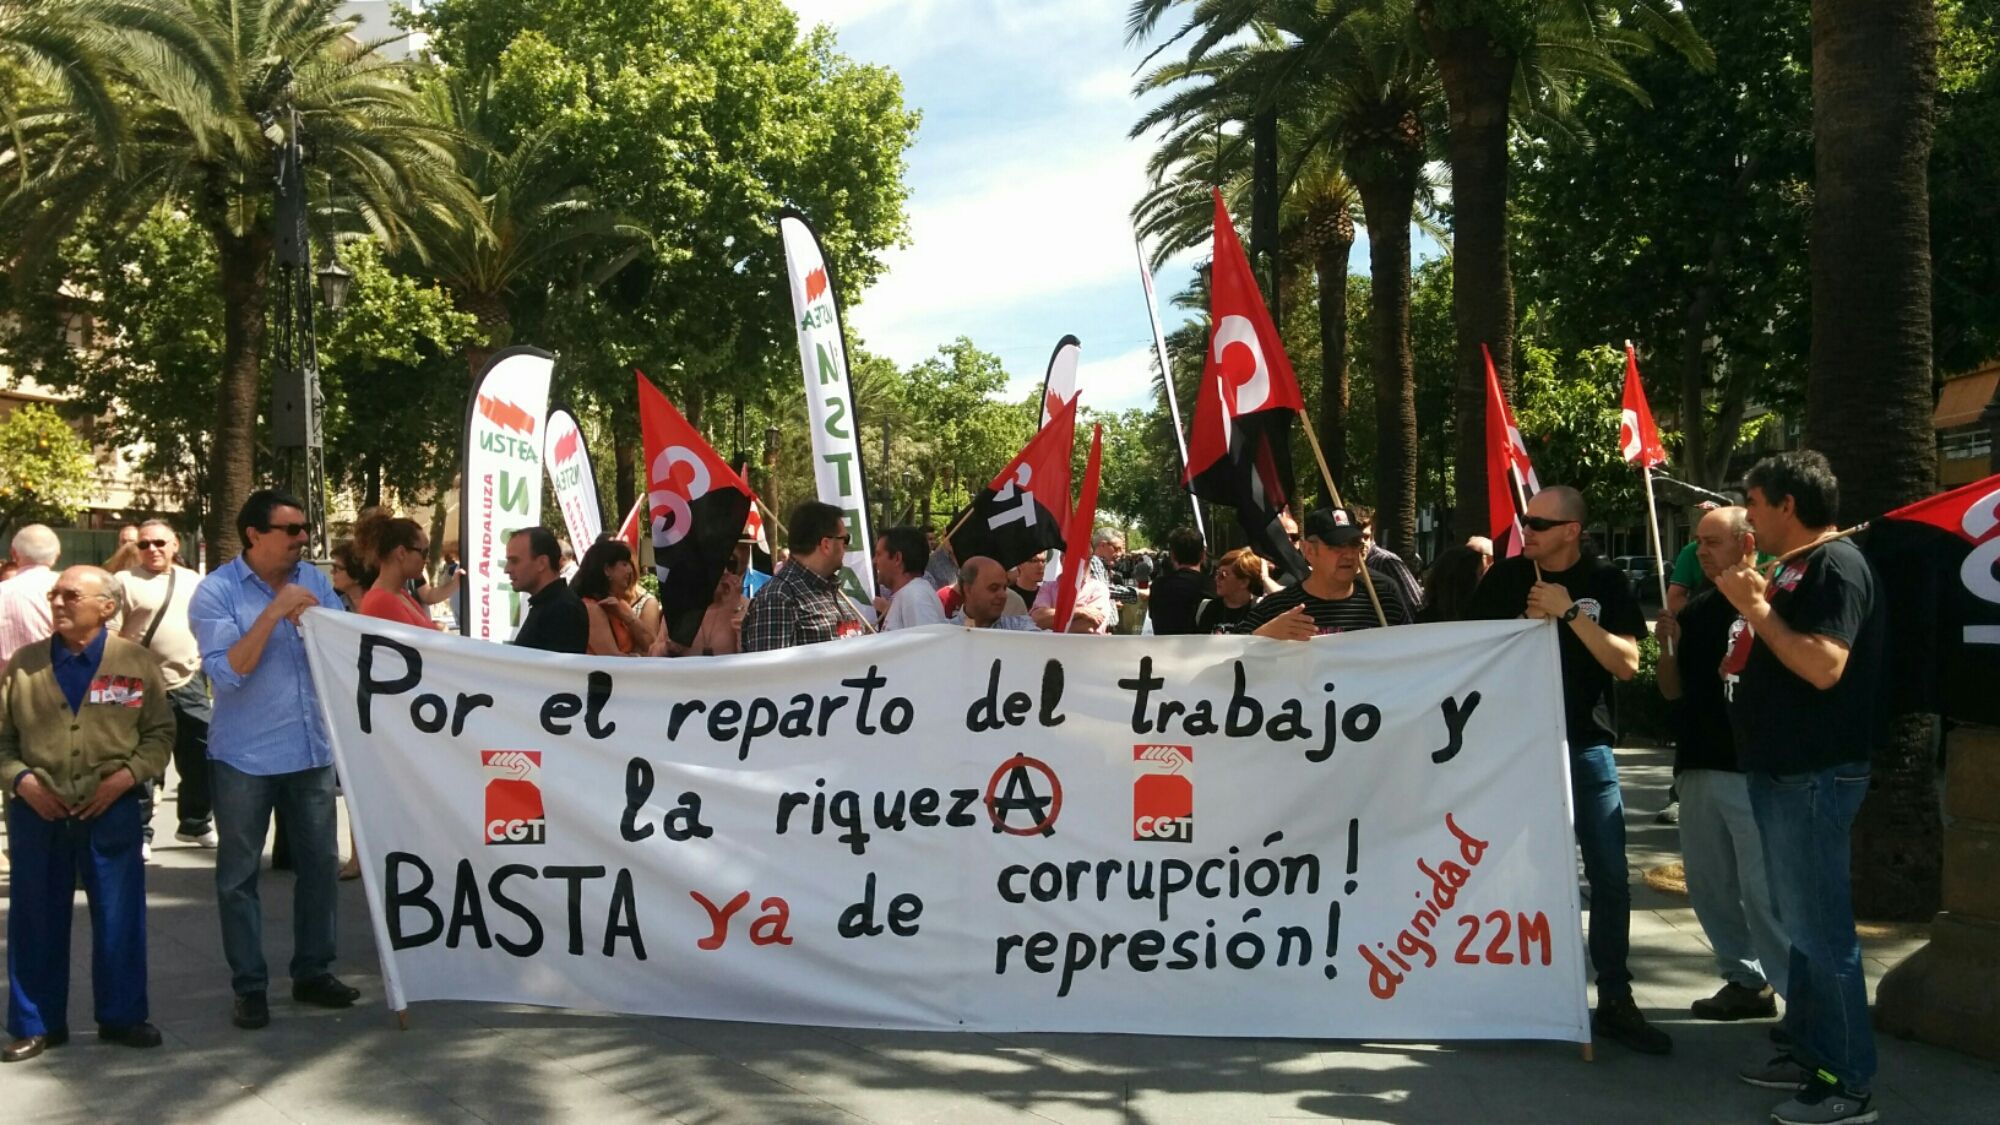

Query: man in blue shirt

[189,490,359,1030]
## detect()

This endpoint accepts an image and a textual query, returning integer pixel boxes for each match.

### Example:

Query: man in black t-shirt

[1467,485,1669,1056]
[1716,452,1885,1125]
[1147,527,1213,636]
[1237,507,1411,638]
[1654,506,1789,1025]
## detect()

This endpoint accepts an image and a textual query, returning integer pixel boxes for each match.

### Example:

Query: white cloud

[1075,344,1164,413]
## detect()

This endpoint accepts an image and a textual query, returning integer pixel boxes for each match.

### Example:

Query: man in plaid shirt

[741,501,864,652]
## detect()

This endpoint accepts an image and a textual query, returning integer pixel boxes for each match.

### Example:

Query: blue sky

[785,1,1230,412]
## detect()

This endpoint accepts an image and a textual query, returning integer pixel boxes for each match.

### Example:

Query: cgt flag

[635,370,756,648]
[947,392,1077,570]
[1039,335,1081,429]
[1618,343,1668,468]
[1185,189,1305,573]
[1861,471,2000,725]
[1484,344,1541,557]
[1052,424,1105,633]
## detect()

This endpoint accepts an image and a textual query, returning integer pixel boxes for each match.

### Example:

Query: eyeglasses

[260,522,310,537]
[48,589,111,604]
[827,533,850,546]
[136,538,171,550]
[1522,516,1577,532]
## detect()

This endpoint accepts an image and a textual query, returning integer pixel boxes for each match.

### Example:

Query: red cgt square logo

[1133,744,1193,842]
[482,750,545,845]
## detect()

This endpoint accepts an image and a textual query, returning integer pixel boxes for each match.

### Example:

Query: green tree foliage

[416,0,919,485]
[0,0,479,560]
[0,402,96,537]
[1930,0,2000,375]
[318,239,482,508]
[1512,0,1811,488]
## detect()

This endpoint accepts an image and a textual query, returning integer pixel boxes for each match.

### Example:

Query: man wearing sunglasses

[1239,507,1414,638]
[1468,485,1667,1056]
[113,520,216,850]
[742,501,865,652]
[189,489,359,1031]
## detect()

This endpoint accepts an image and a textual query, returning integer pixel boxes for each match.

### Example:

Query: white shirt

[882,576,945,631]
[0,564,56,671]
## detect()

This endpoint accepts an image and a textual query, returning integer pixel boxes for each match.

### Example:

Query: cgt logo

[1133,744,1193,842]
[482,750,546,845]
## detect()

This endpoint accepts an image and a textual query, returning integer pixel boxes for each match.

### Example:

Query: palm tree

[1410,0,1707,538]
[410,74,647,377]
[1805,0,1940,919]
[1131,52,1363,494]
[0,0,476,560]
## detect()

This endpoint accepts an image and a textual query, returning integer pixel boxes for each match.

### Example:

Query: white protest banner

[460,347,554,640]
[304,613,1588,1042]
[544,407,603,551]
[778,209,876,611]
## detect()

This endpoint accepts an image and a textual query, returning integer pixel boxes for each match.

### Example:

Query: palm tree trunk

[1807,0,1941,919]
[1421,16,1517,539]
[460,290,511,378]
[614,432,638,519]
[1355,168,1420,560]
[1314,234,1354,495]
[207,226,270,564]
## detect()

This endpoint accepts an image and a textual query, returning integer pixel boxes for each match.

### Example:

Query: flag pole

[1135,231,1205,539]
[1296,410,1388,628]
[1626,342,1673,653]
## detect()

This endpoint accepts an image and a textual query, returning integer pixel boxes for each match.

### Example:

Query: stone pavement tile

[818,1026,1131,1123]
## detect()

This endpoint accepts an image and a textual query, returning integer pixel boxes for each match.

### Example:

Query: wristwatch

[1561,603,1582,624]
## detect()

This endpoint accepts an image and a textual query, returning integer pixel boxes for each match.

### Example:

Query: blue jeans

[1571,744,1633,1000]
[7,791,148,1037]
[211,761,339,995]
[1749,764,1876,1092]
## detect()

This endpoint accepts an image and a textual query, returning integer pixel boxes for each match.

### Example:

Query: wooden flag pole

[1641,463,1674,655]
[1296,411,1389,628]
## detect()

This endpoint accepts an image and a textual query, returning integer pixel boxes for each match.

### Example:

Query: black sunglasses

[1522,516,1577,532]
[259,522,310,537]
[136,538,171,550]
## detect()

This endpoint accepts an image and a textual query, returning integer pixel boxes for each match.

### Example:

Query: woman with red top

[352,511,439,631]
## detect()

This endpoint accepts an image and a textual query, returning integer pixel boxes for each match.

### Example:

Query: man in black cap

[1237,507,1412,639]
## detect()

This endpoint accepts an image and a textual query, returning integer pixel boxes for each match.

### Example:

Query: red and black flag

[947,392,1077,570]
[636,370,757,648]
[1184,189,1306,574]
[1485,344,1541,557]
[1861,471,2000,724]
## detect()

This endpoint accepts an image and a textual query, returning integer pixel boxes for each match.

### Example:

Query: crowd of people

[0,451,1891,1125]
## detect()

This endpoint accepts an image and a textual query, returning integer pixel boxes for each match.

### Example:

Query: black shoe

[233,991,270,1029]
[1772,1023,1795,1047]
[291,974,360,1009]
[97,1021,163,1048]
[1691,981,1778,1021]
[1,1029,67,1062]
[1593,995,1673,1055]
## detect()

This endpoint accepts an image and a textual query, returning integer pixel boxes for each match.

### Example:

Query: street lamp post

[267,103,346,562]
[763,424,782,545]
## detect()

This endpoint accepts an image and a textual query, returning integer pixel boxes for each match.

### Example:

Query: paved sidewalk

[3,747,1996,1123]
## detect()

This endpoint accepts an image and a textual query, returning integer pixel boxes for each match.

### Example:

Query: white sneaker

[175,827,220,848]
[141,842,153,862]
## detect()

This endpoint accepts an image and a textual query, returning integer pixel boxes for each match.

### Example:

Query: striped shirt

[1234,570,1412,635]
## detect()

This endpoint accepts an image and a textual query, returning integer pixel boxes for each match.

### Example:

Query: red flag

[1184,189,1304,569]
[1052,424,1104,633]
[1619,342,1668,468]
[635,370,757,646]
[614,497,642,552]
[1484,344,1541,557]
[946,392,1077,569]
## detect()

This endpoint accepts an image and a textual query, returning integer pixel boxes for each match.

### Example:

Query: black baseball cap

[1302,507,1366,547]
